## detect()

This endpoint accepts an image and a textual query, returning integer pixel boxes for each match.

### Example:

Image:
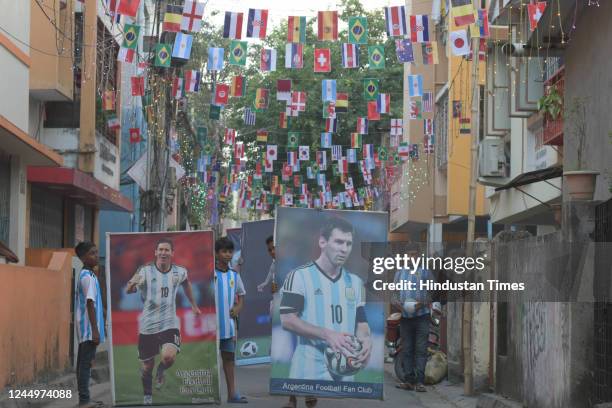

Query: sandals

[395,382,415,390]
[228,394,249,404]
[415,383,427,392]
[305,396,318,408]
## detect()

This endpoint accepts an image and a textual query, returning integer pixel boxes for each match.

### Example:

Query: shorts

[138,329,181,361]
[219,338,236,353]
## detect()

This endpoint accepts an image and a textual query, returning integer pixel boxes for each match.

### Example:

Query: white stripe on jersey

[282,262,364,380]
[138,263,187,335]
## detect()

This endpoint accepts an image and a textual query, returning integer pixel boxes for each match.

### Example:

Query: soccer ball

[324,335,364,377]
[239,341,258,358]
[403,301,418,315]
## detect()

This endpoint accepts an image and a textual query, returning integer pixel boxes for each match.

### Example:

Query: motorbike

[385,303,443,381]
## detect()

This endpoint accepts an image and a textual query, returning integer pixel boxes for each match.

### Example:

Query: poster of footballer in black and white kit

[270,208,387,399]
[106,231,220,406]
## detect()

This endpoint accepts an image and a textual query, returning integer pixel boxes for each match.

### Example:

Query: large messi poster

[270,208,387,399]
[106,231,220,405]
[235,219,275,365]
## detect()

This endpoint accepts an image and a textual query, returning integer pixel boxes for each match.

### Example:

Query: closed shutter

[0,153,10,244]
[29,186,63,248]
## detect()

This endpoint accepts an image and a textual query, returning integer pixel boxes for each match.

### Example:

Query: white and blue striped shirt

[280,262,365,380]
[215,268,246,340]
[394,268,434,318]
[135,263,188,335]
[75,269,105,344]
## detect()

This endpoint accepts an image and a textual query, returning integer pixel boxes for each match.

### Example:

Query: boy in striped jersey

[74,241,105,408]
[125,238,200,405]
[280,218,372,386]
[214,237,248,404]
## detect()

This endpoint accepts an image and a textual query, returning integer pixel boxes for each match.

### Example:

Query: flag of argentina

[407,74,423,97]
[321,79,337,102]
[172,32,193,60]
[208,47,224,71]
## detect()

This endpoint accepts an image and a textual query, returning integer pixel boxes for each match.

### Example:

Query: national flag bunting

[409,15,429,43]
[409,99,422,119]
[208,47,225,70]
[247,9,268,39]
[260,48,277,72]
[285,43,304,69]
[451,0,476,26]
[528,2,547,32]
[323,102,336,119]
[357,117,368,134]
[287,16,306,43]
[390,119,403,136]
[255,88,269,110]
[172,33,193,60]
[287,132,300,148]
[223,12,244,39]
[395,39,414,63]
[184,70,201,92]
[117,47,135,63]
[408,74,423,97]
[228,41,247,66]
[224,128,236,145]
[163,5,182,32]
[243,107,256,125]
[154,43,172,67]
[384,6,407,37]
[367,101,380,121]
[181,1,204,32]
[363,78,379,101]
[129,128,141,143]
[351,133,362,148]
[470,9,490,38]
[341,44,360,68]
[314,48,331,73]
[279,112,288,128]
[298,146,310,161]
[214,83,229,105]
[131,77,144,96]
[102,90,115,111]
[122,24,140,49]
[107,115,120,130]
[291,91,307,112]
[266,145,278,161]
[368,45,385,69]
[450,29,470,56]
[376,93,390,114]
[231,75,245,97]
[422,92,433,112]
[256,130,268,142]
[336,93,348,113]
[320,133,332,148]
[331,145,342,161]
[348,17,368,44]
[172,76,184,99]
[277,79,292,101]
[424,119,434,135]
[325,118,337,133]
[422,41,439,65]
[318,11,338,41]
[321,79,337,102]
[117,0,139,18]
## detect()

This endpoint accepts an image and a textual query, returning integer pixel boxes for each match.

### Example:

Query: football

[239,341,258,358]
[324,335,364,377]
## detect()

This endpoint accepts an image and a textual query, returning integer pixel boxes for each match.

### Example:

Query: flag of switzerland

[314,48,331,73]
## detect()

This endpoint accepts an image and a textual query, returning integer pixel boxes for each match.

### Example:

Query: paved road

[42,363,477,408]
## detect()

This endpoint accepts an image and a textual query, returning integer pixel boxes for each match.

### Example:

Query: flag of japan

[314,48,331,73]
[450,29,470,56]
[266,144,278,161]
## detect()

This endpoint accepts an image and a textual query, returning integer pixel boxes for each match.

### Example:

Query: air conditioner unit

[479,137,507,177]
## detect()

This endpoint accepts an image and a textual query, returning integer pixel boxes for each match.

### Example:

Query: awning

[527,0,586,51]
[27,167,133,212]
[495,166,563,192]
[0,115,63,166]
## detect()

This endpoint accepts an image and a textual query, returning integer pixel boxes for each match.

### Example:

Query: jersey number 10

[330,304,343,324]
[161,287,169,298]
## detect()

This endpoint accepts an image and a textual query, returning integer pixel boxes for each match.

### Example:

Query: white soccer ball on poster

[240,341,258,357]
[324,335,364,377]
[403,301,417,315]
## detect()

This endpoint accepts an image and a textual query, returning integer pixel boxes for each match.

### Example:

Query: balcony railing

[542,67,564,146]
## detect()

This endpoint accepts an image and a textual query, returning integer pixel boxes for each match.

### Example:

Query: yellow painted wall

[29,0,74,100]
[446,17,486,216]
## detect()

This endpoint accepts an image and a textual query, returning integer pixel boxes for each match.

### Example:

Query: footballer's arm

[181,279,201,315]
[126,270,142,293]
[355,321,372,365]
[280,312,355,353]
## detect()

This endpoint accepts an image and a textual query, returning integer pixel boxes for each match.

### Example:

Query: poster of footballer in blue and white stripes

[106,231,220,406]
[270,208,387,399]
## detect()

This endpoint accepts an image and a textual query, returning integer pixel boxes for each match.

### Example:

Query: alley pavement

[31,363,477,408]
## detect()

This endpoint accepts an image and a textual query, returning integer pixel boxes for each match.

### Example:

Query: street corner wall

[0,251,73,387]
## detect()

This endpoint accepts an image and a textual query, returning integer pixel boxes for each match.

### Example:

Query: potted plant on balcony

[563,97,599,200]
[537,84,563,121]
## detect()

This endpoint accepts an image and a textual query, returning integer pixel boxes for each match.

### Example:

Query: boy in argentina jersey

[280,217,372,382]
[126,238,201,405]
